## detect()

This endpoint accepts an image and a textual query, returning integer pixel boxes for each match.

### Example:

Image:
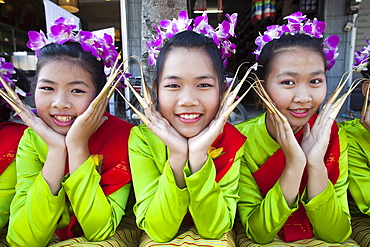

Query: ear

[152,82,157,95]
[362,81,370,99]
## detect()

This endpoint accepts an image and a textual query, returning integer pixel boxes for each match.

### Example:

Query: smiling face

[35,60,97,135]
[265,48,327,133]
[157,47,220,138]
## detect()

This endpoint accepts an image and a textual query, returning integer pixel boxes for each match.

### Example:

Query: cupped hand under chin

[65,98,108,149]
[16,100,66,150]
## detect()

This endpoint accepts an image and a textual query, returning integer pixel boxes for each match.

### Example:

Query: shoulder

[235,113,266,135]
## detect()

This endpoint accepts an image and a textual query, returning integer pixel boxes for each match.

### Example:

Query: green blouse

[235,113,351,244]
[128,124,244,243]
[0,161,16,230]
[7,128,131,246]
[340,118,370,216]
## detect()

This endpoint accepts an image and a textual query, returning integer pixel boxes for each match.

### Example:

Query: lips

[52,115,76,126]
[178,113,200,119]
[288,108,309,117]
[177,113,202,123]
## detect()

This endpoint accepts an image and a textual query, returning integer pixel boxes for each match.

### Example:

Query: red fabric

[55,112,133,240]
[183,123,247,226]
[252,114,340,242]
[0,122,27,174]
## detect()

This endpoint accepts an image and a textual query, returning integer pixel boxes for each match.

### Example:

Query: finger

[302,123,310,140]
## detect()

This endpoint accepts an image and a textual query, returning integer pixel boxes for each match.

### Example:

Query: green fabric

[7,128,131,246]
[236,113,351,244]
[128,124,243,243]
[0,161,16,230]
[340,119,370,216]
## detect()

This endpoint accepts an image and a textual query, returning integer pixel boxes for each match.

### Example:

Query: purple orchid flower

[146,10,238,68]
[354,39,370,71]
[283,11,307,23]
[79,31,100,58]
[302,18,325,38]
[52,17,77,30]
[226,13,238,37]
[26,31,48,57]
[323,35,340,71]
[49,22,76,44]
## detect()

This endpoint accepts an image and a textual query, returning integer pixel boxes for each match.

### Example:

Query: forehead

[269,48,325,74]
[37,60,94,85]
[161,48,216,76]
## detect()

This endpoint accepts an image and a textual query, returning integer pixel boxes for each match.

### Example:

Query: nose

[51,92,72,109]
[178,87,199,106]
[293,84,312,103]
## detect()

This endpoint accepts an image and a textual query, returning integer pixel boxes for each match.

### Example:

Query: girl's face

[265,48,327,133]
[35,60,97,135]
[157,48,220,138]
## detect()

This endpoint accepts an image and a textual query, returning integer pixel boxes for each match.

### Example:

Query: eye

[198,83,213,88]
[164,84,180,89]
[39,86,54,91]
[281,80,294,85]
[71,89,86,93]
[310,79,322,84]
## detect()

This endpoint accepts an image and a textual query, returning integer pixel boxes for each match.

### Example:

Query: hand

[66,97,108,174]
[15,99,65,149]
[188,105,227,173]
[65,97,108,149]
[267,112,306,207]
[15,99,67,194]
[145,104,188,188]
[267,112,306,165]
[301,103,334,168]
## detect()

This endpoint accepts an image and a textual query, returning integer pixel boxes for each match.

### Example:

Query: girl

[235,12,356,246]
[0,58,29,245]
[6,18,134,246]
[129,11,246,245]
[340,39,370,247]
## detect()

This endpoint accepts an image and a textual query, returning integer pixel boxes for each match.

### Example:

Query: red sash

[0,122,27,174]
[55,112,133,240]
[183,123,247,226]
[252,114,340,242]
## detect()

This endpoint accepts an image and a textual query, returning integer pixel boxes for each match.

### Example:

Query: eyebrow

[162,74,215,80]
[38,79,91,87]
[277,70,325,77]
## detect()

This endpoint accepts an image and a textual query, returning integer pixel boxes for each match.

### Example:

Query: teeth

[179,114,200,119]
[54,116,74,122]
[291,109,307,113]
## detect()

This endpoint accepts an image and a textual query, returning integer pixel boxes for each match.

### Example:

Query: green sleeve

[238,157,298,244]
[63,157,130,241]
[186,148,241,239]
[0,161,16,230]
[236,115,298,244]
[341,120,370,215]
[302,127,351,243]
[129,126,190,243]
[7,130,66,246]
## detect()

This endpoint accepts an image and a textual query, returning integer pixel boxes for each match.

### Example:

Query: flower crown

[0,58,28,108]
[146,10,238,68]
[253,11,340,71]
[354,38,370,73]
[27,17,118,68]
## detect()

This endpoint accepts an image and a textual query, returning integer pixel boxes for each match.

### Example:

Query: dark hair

[256,34,327,81]
[154,30,224,95]
[35,42,106,93]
